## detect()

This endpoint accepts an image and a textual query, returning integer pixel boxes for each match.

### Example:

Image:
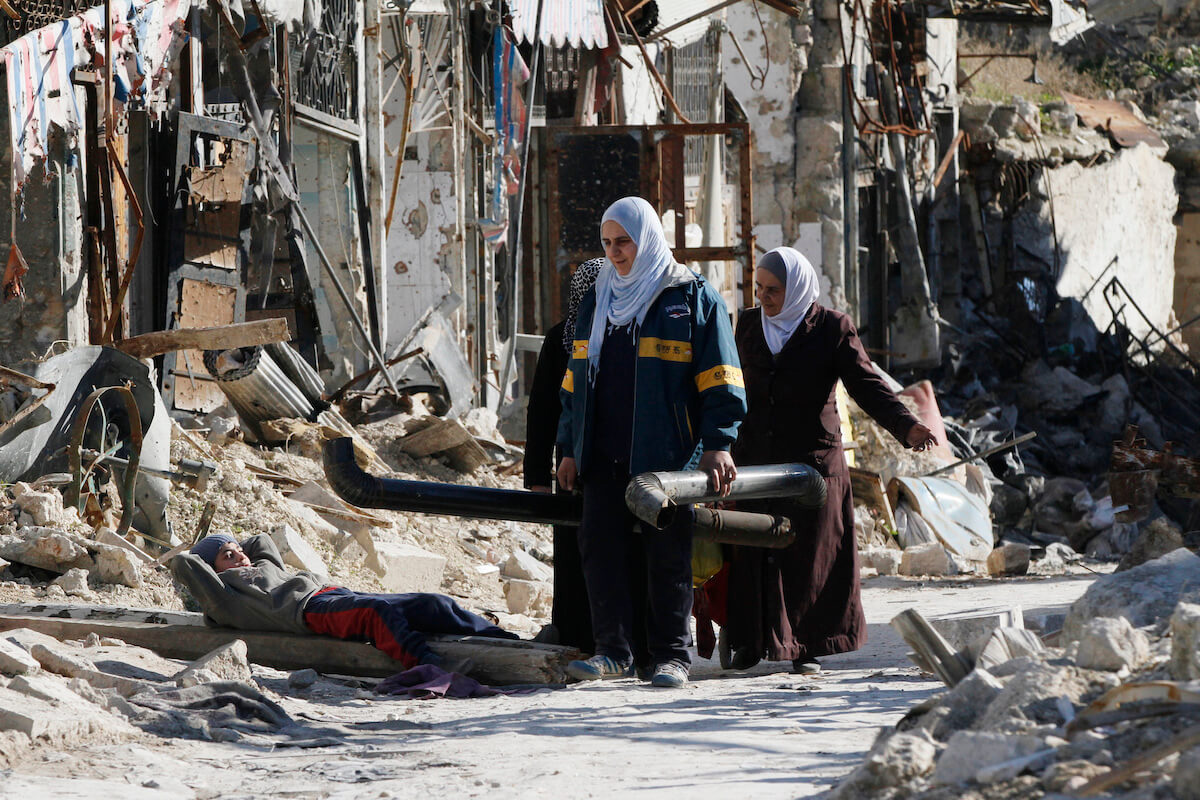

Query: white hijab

[587,197,690,376]
[759,247,819,355]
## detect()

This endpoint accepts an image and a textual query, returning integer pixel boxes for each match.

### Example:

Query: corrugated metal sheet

[510,0,608,49]
[648,0,717,46]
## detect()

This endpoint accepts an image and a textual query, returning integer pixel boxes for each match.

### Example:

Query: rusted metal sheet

[1109,425,1200,522]
[172,279,237,413]
[1062,91,1166,151]
[0,365,55,440]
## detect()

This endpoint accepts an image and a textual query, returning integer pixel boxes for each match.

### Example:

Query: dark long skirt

[725,472,866,662]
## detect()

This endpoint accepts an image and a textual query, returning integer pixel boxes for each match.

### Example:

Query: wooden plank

[398,417,474,457]
[0,612,579,685]
[114,317,292,360]
[0,603,201,626]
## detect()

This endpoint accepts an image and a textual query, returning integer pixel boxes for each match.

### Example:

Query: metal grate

[0,1,90,44]
[671,27,719,178]
[290,0,359,122]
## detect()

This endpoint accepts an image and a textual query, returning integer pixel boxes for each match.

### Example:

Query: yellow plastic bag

[691,537,723,588]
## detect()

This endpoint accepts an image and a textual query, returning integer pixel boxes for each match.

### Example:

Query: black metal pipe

[323,437,583,525]
[692,508,794,549]
[626,463,827,529]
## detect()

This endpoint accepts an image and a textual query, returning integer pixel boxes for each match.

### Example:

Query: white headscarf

[587,197,690,376]
[759,247,819,355]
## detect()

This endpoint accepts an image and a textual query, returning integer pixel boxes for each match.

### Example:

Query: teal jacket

[557,272,747,476]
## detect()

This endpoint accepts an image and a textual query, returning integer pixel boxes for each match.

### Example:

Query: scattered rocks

[288,668,319,689]
[373,541,447,593]
[93,546,143,588]
[827,731,937,799]
[0,639,39,676]
[899,542,955,577]
[503,578,551,615]
[863,547,902,576]
[51,568,92,598]
[0,527,94,574]
[987,543,1031,576]
[1116,517,1185,572]
[502,549,553,583]
[933,730,1048,785]
[175,640,252,687]
[1064,548,1200,641]
[1073,617,1150,671]
[1176,745,1200,800]
[270,523,330,583]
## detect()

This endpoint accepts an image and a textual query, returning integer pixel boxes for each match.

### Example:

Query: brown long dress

[727,304,920,662]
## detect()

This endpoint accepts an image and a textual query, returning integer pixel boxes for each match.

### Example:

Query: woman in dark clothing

[522,260,603,651]
[724,247,936,674]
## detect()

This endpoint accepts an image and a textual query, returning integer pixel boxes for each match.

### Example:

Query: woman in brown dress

[724,247,936,674]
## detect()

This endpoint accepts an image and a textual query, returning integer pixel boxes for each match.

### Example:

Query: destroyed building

[0,0,1198,797]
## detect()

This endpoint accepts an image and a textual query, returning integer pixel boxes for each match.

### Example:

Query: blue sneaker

[650,662,688,688]
[567,655,633,681]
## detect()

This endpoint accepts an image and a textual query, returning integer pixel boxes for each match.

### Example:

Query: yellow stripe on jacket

[638,337,692,363]
[695,364,744,393]
[561,369,575,393]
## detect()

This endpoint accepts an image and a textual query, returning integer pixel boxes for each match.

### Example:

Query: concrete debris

[1072,616,1150,671]
[862,547,902,576]
[1116,516,1185,572]
[986,542,1031,576]
[94,547,143,588]
[1063,547,1200,640]
[51,568,92,598]
[10,483,75,529]
[0,638,39,676]
[1169,602,1200,680]
[0,526,95,574]
[502,549,553,583]
[503,578,551,616]
[929,607,1024,652]
[270,524,330,583]
[932,730,1050,785]
[175,641,252,687]
[374,541,447,593]
[899,542,956,577]
[1177,746,1200,800]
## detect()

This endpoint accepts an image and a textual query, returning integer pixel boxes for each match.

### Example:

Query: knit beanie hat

[191,534,237,568]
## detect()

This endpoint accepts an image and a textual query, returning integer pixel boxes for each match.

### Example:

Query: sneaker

[567,655,633,681]
[793,658,821,675]
[650,662,688,688]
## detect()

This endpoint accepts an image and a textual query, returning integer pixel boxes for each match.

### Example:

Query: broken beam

[0,611,579,685]
[112,318,292,360]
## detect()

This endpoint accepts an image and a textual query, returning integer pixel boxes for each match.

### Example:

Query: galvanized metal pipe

[626,463,827,529]
[203,346,315,433]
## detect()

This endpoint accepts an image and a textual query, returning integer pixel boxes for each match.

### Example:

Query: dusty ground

[0,568,1104,800]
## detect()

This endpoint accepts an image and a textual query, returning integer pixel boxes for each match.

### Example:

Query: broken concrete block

[987,543,1031,577]
[503,578,551,616]
[933,731,1048,785]
[921,669,1004,740]
[51,568,91,598]
[1170,602,1200,681]
[0,639,39,676]
[94,545,143,587]
[374,541,446,593]
[502,549,552,583]
[1075,616,1150,671]
[827,732,937,799]
[929,607,1024,652]
[270,524,329,583]
[29,643,96,678]
[289,668,319,689]
[863,547,901,576]
[971,628,1045,673]
[175,640,251,687]
[1064,548,1200,641]
[10,483,68,528]
[899,543,955,577]
[1175,745,1200,800]
[1116,517,1185,572]
[0,527,94,573]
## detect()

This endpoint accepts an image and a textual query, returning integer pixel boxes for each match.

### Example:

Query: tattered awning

[508,0,609,49]
[1062,91,1167,153]
[0,0,192,191]
[646,0,803,45]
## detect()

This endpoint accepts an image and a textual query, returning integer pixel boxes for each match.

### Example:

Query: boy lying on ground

[172,533,517,673]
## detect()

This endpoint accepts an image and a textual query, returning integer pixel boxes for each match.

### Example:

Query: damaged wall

[1013,144,1178,341]
[0,101,88,360]
[723,3,824,305]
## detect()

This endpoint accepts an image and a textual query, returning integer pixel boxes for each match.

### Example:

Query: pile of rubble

[829,546,1200,799]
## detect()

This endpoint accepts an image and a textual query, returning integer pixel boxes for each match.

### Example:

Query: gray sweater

[171,534,327,635]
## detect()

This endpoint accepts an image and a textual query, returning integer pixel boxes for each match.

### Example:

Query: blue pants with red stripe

[303,588,517,668]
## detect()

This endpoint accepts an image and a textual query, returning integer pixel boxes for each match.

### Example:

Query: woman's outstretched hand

[906,423,938,452]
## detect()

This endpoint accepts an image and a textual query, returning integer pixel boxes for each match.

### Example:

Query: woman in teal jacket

[556,196,746,688]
